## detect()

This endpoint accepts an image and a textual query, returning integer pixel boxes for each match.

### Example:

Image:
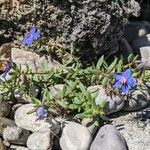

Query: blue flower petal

[122,68,131,79]
[29,27,36,35]
[36,106,47,119]
[127,77,136,87]
[2,59,13,80]
[3,59,13,72]
[32,32,40,39]
[23,36,33,46]
[114,73,122,81]
[113,80,122,89]
[23,36,28,43]
[121,84,129,94]
[2,72,8,79]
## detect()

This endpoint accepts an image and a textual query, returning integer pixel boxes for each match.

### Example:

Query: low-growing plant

[0,26,149,125]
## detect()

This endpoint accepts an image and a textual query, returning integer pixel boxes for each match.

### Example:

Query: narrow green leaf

[44,88,53,101]
[61,84,67,97]
[107,58,118,73]
[79,82,86,93]
[133,55,139,62]
[128,53,134,63]
[76,109,93,118]
[57,100,68,109]
[117,59,123,72]
[69,104,78,109]
[96,55,104,69]
[91,75,96,85]
[48,108,59,115]
[84,103,91,110]
[101,77,109,87]
[73,97,82,105]
[85,91,92,101]
[31,96,41,106]
[98,99,107,109]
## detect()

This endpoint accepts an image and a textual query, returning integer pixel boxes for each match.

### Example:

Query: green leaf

[32,75,39,82]
[31,96,41,106]
[61,84,67,97]
[107,58,118,73]
[96,55,104,69]
[48,108,59,115]
[89,69,100,74]
[90,90,99,99]
[57,100,68,109]
[43,88,53,101]
[93,120,99,126]
[91,75,96,85]
[128,53,134,63]
[73,97,82,105]
[79,82,86,94]
[117,59,123,72]
[85,91,92,101]
[132,72,140,78]
[98,99,107,109]
[76,109,93,118]
[103,60,109,70]
[69,104,78,109]
[84,102,91,110]
[133,55,139,62]
[101,77,109,87]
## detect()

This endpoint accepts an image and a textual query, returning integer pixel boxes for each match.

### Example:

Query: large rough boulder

[0,0,140,63]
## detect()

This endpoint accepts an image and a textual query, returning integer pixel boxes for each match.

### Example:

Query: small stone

[3,126,30,145]
[60,121,92,150]
[111,109,150,150]
[87,85,124,114]
[0,117,15,136]
[15,104,60,134]
[123,83,150,111]
[0,99,11,117]
[0,138,6,150]
[90,124,128,150]
[14,85,41,103]
[81,118,98,136]
[12,103,23,112]
[11,48,59,73]
[0,43,12,60]
[14,89,32,103]
[9,145,28,150]
[27,132,52,150]
[3,140,10,147]
[140,46,150,69]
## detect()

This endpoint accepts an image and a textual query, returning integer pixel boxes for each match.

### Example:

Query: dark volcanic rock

[0,0,140,64]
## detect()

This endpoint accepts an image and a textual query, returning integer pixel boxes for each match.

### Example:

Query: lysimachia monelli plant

[0,27,149,123]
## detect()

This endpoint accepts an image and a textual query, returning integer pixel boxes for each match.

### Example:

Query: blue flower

[36,106,47,119]
[113,68,136,94]
[23,27,40,46]
[2,59,13,79]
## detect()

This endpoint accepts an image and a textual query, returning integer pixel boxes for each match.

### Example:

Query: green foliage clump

[0,37,150,124]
